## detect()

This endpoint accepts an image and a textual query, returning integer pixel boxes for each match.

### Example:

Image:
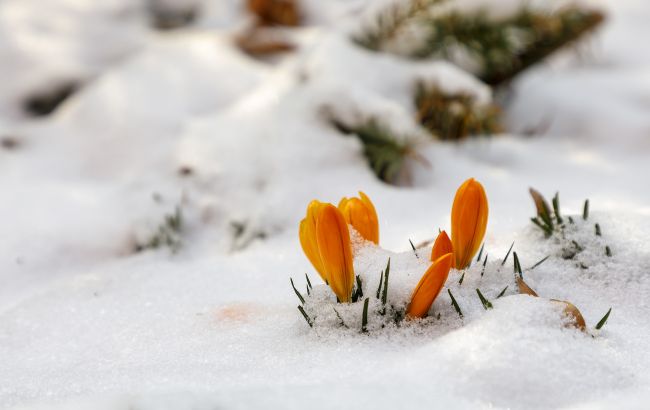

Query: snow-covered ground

[1,0,649,409]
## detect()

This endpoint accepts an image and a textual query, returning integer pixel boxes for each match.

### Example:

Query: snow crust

[1,0,650,409]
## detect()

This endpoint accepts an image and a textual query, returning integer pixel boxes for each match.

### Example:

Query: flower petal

[406,253,453,318]
[338,191,379,244]
[299,200,328,283]
[316,204,355,302]
[430,230,453,263]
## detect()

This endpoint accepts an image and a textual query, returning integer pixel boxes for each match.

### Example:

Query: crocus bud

[451,178,488,269]
[338,191,379,244]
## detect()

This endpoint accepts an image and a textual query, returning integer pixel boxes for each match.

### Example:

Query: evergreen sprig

[415,83,501,140]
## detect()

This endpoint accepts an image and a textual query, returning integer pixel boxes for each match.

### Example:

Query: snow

[1,0,650,409]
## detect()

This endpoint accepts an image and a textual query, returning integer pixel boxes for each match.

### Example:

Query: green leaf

[496,285,508,298]
[595,223,601,236]
[409,239,419,258]
[595,307,612,330]
[552,192,563,224]
[376,268,384,299]
[476,243,485,263]
[476,288,493,310]
[361,297,370,332]
[382,258,391,306]
[448,289,463,318]
[458,272,465,285]
[501,242,514,266]
[528,255,549,270]
[297,305,313,328]
[290,278,305,305]
[481,254,488,277]
[513,251,522,276]
[583,199,589,220]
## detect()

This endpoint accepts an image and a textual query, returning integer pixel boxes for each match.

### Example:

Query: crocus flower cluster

[299,178,488,319]
[299,193,378,302]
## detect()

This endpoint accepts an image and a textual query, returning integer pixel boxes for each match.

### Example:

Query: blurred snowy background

[1,0,649,409]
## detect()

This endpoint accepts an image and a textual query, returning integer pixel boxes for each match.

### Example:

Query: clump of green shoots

[135,206,183,253]
[529,188,612,266]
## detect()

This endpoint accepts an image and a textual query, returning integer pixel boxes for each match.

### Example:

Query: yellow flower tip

[338,191,379,245]
[406,253,454,319]
[315,204,355,303]
[451,178,489,270]
[299,200,328,283]
[430,230,453,264]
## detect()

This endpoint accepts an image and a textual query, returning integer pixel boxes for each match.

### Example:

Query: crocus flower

[451,178,488,269]
[300,200,355,302]
[430,230,453,262]
[299,200,328,283]
[406,253,454,318]
[315,204,355,302]
[338,191,379,244]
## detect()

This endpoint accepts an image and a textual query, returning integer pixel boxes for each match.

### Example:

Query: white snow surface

[1,0,649,409]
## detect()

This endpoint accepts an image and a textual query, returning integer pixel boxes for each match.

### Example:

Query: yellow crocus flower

[338,191,379,244]
[406,253,454,318]
[451,178,488,269]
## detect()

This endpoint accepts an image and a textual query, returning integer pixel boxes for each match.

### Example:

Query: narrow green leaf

[595,223,601,236]
[305,273,313,290]
[458,272,465,285]
[297,305,313,328]
[529,255,549,270]
[583,199,589,220]
[476,288,493,310]
[481,254,488,277]
[333,307,348,328]
[595,307,612,330]
[409,239,419,259]
[476,243,485,263]
[361,297,370,332]
[376,269,384,299]
[606,246,612,257]
[513,251,522,276]
[496,285,508,298]
[290,278,305,305]
[501,242,514,266]
[552,192,563,224]
[382,258,391,306]
[448,289,463,318]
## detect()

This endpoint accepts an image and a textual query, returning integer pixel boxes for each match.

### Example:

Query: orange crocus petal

[299,201,328,283]
[338,191,379,244]
[406,253,453,319]
[316,204,355,302]
[430,230,453,263]
[451,178,488,269]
